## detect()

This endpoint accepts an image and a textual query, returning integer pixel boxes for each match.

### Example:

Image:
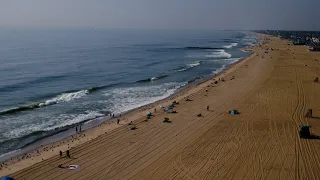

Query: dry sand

[1,34,320,179]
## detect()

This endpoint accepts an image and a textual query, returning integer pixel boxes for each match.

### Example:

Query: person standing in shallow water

[76,126,78,133]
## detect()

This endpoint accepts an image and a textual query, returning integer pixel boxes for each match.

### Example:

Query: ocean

[0,29,258,159]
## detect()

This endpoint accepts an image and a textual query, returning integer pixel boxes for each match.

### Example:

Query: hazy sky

[0,0,319,30]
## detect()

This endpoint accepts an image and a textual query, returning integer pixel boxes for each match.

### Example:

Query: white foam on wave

[38,90,89,107]
[0,149,21,158]
[212,64,227,75]
[103,82,187,114]
[46,111,105,131]
[211,57,242,75]
[175,68,188,72]
[151,77,157,81]
[5,111,104,139]
[223,43,238,49]
[206,50,232,59]
[187,61,200,68]
[210,57,241,62]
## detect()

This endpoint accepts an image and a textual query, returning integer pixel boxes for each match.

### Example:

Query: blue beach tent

[1,176,14,180]
[146,112,152,116]
[166,106,173,111]
[229,109,239,115]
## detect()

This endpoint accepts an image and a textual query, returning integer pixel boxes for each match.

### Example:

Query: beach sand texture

[2,34,320,179]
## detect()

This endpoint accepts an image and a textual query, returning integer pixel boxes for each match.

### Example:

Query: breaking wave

[136,74,169,83]
[38,90,88,107]
[174,68,188,72]
[206,50,232,59]
[0,86,106,116]
[212,57,242,74]
[184,46,223,50]
[187,61,200,67]
[1,111,105,149]
[223,43,238,49]
[174,61,201,73]
[103,82,187,114]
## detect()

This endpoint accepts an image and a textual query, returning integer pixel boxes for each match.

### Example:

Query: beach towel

[229,109,239,115]
[68,165,80,170]
[1,176,14,180]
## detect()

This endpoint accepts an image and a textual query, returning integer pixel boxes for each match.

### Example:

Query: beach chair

[299,126,311,138]
[167,110,177,114]
[163,117,171,123]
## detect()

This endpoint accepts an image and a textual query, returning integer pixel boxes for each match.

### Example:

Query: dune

[1,34,320,180]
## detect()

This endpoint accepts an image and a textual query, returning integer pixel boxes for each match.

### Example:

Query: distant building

[293,39,306,45]
[312,37,320,43]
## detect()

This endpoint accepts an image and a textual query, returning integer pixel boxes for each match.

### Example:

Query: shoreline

[0,35,258,176]
[6,33,320,179]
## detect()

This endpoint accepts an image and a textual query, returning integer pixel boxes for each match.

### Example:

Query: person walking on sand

[207,105,209,111]
[154,108,156,113]
[59,151,62,158]
[66,150,70,158]
[117,119,120,124]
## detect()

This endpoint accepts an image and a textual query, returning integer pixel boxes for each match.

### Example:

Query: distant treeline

[254,30,320,51]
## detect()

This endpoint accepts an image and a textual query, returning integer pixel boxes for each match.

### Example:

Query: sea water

[0,28,258,157]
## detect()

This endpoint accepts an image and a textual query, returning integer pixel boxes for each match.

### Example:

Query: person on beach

[66,150,70,158]
[76,126,78,133]
[112,114,115,118]
[207,106,209,110]
[154,108,156,113]
[59,151,62,158]
[117,119,120,124]
[79,126,81,132]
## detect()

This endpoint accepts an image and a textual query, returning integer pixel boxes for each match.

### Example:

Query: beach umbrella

[1,177,14,180]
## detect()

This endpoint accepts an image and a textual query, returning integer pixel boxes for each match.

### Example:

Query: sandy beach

[1,33,320,179]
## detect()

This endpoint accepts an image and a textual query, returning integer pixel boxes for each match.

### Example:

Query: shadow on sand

[300,134,320,140]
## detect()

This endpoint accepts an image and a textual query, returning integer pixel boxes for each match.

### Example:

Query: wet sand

[2,34,320,179]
